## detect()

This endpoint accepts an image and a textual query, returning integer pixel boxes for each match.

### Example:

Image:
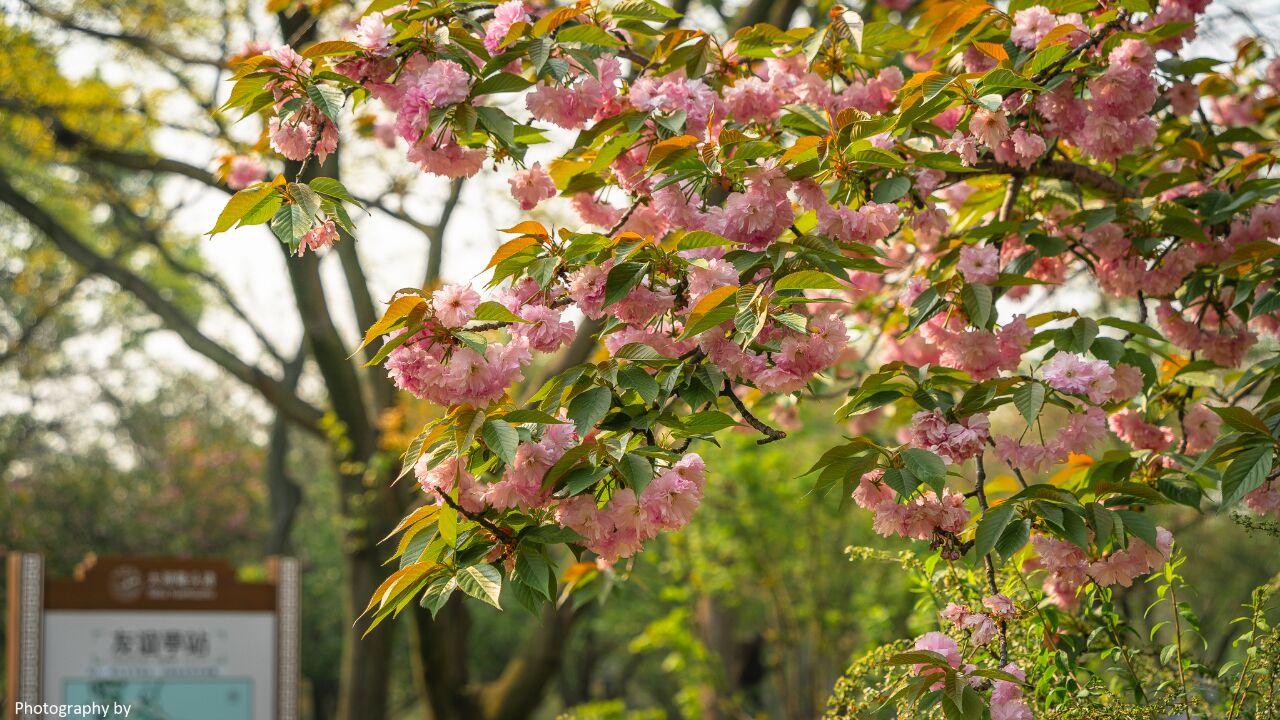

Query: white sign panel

[41,611,276,720]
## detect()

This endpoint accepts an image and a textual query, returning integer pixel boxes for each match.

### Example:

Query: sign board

[6,554,298,720]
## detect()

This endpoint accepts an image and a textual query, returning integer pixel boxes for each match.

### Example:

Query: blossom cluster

[1029,528,1174,608]
[852,470,970,541]
[940,595,1012,647]
[216,0,1280,692]
[911,631,1033,720]
[556,454,707,563]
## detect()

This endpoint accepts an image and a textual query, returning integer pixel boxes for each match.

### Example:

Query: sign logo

[107,565,144,603]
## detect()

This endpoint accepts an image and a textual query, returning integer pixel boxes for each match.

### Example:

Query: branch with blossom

[210,0,1280,715]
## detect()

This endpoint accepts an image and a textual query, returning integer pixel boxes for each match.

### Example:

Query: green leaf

[287,182,322,219]
[559,464,607,496]
[775,270,845,291]
[239,190,285,227]
[1211,406,1273,437]
[513,554,551,600]
[901,448,946,493]
[617,365,659,404]
[309,177,362,206]
[617,454,654,493]
[995,518,1030,560]
[885,650,953,668]
[482,419,519,465]
[420,574,457,618]
[556,24,624,47]
[472,72,534,96]
[1098,317,1164,341]
[678,410,739,435]
[458,564,503,609]
[269,204,313,251]
[219,73,271,113]
[961,283,993,327]
[979,68,1042,94]
[613,343,671,362]
[208,185,276,235]
[438,497,457,546]
[1060,510,1089,549]
[942,669,964,712]
[1068,318,1099,353]
[1013,382,1045,425]
[306,83,345,123]
[476,106,517,149]
[974,501,1016,559]
[872,176,912,203]
[1088,502,1121,547]
[881,468,919,498]
[848,147,903,168]
[502,409,567,425]
[905,285,944,333]
[1221,443,1274,507]
[473,300,527,323]
[922,74,954,102]
[603,262,650,307]
[612,0,681,20]
[676,230,734,250]
[679,304,737,339]
[453,330,488,354]
[1091,336,1125,364]
[567,387,612,435]
[1114,509,1158,549]
[527,36,553,73]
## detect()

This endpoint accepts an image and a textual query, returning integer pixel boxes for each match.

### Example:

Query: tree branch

[266,342,307,556]
[959,159,1138,200]
[0,170,326,436]
[425,179,465,287]
[480,602,581,720]
[974,453,1009,666]
[721,381,787,444]
[0,274,87,366]
[19,0,224,67]
[92,186,289,367]
[1,97,442,235]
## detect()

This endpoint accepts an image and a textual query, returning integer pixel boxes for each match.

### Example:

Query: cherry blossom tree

[214,0,1280,715]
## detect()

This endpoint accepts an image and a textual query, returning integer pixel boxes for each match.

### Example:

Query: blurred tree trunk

[266,345,306,556]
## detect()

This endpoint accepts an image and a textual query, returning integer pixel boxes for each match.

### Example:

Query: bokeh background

[3,1,1280,719]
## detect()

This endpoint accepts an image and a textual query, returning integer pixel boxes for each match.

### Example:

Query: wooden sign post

[5,554,298,720]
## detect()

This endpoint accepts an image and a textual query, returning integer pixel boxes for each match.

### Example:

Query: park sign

[6,554,298,720]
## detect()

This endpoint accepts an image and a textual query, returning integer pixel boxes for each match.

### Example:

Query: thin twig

[437,489,516,552]
[975,453,1009,665]
[721,380,787,444]
[1031,14,1127,85]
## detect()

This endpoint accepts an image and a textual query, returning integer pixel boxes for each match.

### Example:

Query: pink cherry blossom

[510,303,575,352]
[508,162,557,210]
[353,15,393,55]
[431,284,481,328]
[297,219,339,256]
[910,410,990,464]
[268,117,315,161]
[958,244,999,284]
[1182,403,1221,453]
[1108,409,1174,452]
[1041,353,1115,403]
[1011,6,1057,50]
[225,155,266,190]
[484,1,528,53]
[969,109,1010,147]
